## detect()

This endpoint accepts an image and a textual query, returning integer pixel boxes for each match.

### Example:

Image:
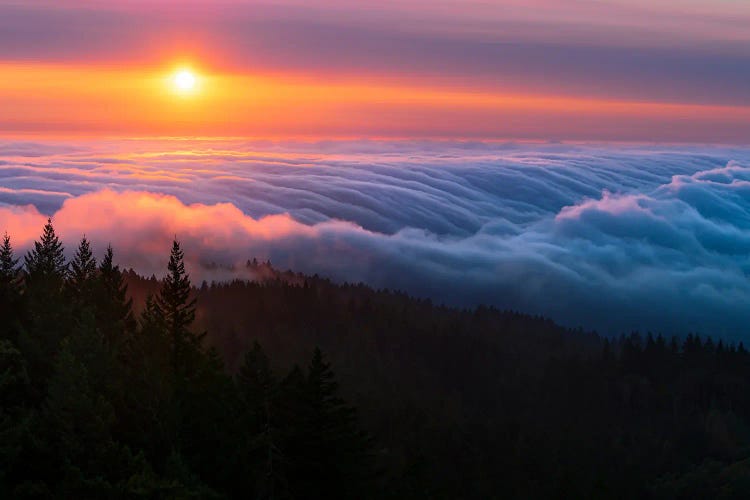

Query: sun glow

[173,69,197,92]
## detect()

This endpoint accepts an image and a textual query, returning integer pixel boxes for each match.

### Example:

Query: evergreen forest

[2,220,750,498]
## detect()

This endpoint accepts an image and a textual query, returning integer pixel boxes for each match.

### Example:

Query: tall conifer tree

[281,349,373,497]
[0,234,21,340]
[24,219,67,283]
[69,237,96,293]
[155,241,199,380]
[68,237,98,318]
[0,233,19,289]
[20,220,71,389]
[96,245,136,343]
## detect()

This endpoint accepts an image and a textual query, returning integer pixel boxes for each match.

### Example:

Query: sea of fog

[1,138,749,338]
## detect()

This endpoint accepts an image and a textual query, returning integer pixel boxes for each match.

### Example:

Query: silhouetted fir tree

[67,236,97,311]
[123,243,217,478]
[155,240,201,381]
[24,219,67,283]
[0,233,19,290]
[18,220,71,392]
[283,348,374,498]
[0,234,21,341]
[152,240,203,466]
[96,245,136,345]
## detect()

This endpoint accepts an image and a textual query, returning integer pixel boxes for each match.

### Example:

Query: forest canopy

[1,220,750,498]
[0,220,371,499]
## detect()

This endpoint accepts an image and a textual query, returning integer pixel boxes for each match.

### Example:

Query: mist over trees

[0,220,372,498]
[2,220,750,498]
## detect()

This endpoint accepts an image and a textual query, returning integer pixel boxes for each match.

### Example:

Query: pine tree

[67,237,99,321]
[96,245,135,344]
[25,219,67,282]
[124,242,205,468]
[154,241,200,381]
[0,234,21,341]
[68,237,97,296]
[281,349,373,498]
[306,348,373,488]
[20,220,71,388]
[0,233,19,289]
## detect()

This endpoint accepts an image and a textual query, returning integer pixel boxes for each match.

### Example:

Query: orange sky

[2,62,750,142]
[1,0,750,142]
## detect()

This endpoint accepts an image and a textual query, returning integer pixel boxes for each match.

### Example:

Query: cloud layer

[1,139,750,338]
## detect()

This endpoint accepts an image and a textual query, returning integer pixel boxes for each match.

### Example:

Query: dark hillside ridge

[123,261,750,498]
[2,218,749,498]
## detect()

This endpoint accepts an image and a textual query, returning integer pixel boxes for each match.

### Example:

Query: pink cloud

[0,189,347,279]
[556,190,651,221]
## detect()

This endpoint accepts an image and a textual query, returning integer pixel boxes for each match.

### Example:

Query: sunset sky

[2,1,750,336]
[2,0,750,141]
[5,3,750,493]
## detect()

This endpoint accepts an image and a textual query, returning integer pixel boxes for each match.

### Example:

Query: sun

[173,69,197,92]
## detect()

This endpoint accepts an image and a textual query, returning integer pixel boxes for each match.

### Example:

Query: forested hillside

[2,220,750,498]
[0,221,371,499]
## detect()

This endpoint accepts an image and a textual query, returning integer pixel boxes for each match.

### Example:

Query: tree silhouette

[2,226,749,498]
[155,241,199,381]
[0,234,21,341]
[96,245,135,345]
[24,219,67,282]
[0,233,19,289]
[69,237,96,283]
[19,220,70,391]
[68,237,98,318]
[282,348,374,497]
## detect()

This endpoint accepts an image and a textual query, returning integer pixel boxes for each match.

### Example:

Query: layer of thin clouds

[1,139,750,338]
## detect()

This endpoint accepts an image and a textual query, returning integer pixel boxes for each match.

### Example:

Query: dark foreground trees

[5,221,750,498]
[0,222,373,499]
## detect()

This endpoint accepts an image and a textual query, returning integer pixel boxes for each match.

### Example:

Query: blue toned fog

[1,139,749,337]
